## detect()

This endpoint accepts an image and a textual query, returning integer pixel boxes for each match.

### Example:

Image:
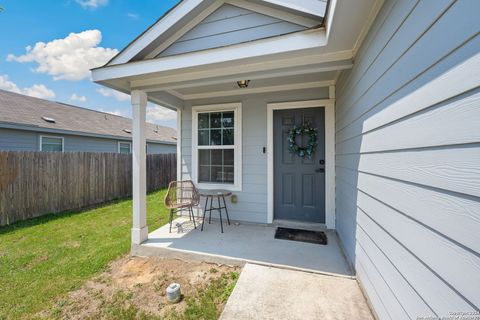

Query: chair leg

[190,206,197,229]
[222,196,231,225]
[201,196,208,231]
[169,208,174,233]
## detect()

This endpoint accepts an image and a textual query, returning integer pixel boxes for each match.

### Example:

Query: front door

[273,107,325,223]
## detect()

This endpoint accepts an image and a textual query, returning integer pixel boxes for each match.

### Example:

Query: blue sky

[0,0,180,128]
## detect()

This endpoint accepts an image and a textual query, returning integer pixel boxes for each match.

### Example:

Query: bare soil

[40,256,241,319]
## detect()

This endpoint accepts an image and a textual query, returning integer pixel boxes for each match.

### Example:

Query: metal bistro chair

[164,180,200,233]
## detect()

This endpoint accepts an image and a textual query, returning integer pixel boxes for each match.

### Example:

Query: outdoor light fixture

[237,80,250,88]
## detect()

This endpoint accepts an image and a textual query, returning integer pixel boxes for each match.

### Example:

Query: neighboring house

[0,90,176,154]
[92,0,480,319]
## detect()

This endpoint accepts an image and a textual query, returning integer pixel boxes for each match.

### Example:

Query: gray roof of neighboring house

[0,90,177,144]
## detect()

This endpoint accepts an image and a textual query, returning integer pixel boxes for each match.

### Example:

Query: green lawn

[0,189,170,319]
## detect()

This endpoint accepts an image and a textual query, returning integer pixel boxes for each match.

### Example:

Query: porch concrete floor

[221,263,373,320]
[135,217,353,277]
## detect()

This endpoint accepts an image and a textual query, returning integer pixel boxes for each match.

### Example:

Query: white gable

[107,0,324,65]
[157,4,307,57]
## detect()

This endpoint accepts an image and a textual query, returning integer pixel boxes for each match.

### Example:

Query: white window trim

[192,102,242,191]
[39,135,64,152]
[118,141,132,154]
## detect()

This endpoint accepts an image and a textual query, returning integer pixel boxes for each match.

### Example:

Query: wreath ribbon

[287,123,318,158]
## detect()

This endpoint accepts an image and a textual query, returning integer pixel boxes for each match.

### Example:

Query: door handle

[315,168,325,173]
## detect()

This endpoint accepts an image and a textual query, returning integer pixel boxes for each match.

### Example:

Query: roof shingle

[0,89,176,143]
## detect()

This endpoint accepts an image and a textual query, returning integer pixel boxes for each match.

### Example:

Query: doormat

[274,227,328,245]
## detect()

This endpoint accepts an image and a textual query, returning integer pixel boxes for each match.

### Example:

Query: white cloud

[75,0,108,9]
[147,104,177,122]
[7,30,118,81]
[0,74,55,99]
[127,13,139,19]
[97,87,130,101]
[69,93,86,102]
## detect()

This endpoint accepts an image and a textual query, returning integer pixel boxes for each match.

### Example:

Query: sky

[0,0,180,128]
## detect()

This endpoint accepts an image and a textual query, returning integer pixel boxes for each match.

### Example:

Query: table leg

[208,196,213,224]
[218,196,224,233]
[201,196,208,231]
[222,196,231,225]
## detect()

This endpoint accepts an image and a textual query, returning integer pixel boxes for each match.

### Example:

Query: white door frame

[267,99,335,229]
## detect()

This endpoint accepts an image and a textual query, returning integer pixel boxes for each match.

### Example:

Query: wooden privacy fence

[0,151,176,226]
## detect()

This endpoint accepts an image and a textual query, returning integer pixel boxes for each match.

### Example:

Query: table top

[199,189,233,197]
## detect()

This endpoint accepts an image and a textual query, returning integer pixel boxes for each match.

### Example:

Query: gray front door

[273,107,325,223]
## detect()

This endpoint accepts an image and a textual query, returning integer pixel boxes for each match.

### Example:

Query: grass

[80,271,240,320]
[176,272,239,320]
[0,189,170,320]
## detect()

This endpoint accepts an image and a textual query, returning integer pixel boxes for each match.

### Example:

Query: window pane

[223,166,234,183]
[222,129,234,145]
[198,148,234,184]
[199,149,211,166]
[211,165,224,183]
[222,112,234,128]
[210,129,222,145]
[210,112,221,128]
[198,130,209,146]
[224,149,234,166]
[42,137,62,152]
[42,143,62,152]
[211,149,222,166]
[42,137,62,145]
[198,113,209,129]
[198,165,211,182]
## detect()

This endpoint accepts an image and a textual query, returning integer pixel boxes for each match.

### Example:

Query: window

[118,141,131,154]
[40,136,63,152]
[192,103,241,191]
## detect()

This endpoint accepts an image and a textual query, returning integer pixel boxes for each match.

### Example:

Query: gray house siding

[0,128,176,154]
[64,135,117,153]
[0,128,38,151]
[180,87,329,223]
[147,143,176,154]
[334,0,480,318]
[158,4,306,57]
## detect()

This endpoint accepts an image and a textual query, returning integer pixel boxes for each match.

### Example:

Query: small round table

[199,189,232,233]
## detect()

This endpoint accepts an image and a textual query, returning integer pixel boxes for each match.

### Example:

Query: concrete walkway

[221,263,373,320]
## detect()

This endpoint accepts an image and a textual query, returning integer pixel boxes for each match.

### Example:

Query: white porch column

[131,90,148,245]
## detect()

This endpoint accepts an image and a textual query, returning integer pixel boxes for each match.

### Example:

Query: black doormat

[274,227,328,245]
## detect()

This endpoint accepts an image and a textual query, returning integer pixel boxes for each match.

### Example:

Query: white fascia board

[226,0,321,27]
[109,0,205,65]
[92,29,327,82]
[260,0,327,18]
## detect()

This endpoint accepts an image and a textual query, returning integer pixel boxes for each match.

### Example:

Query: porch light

[237,80,250,88]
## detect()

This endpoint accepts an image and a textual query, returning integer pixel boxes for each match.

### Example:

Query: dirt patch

[40,256,241,319]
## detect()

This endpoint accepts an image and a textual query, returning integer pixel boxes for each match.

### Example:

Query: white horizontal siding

[335,0,480,318]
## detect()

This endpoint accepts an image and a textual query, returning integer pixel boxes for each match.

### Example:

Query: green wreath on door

[287,123,318,158]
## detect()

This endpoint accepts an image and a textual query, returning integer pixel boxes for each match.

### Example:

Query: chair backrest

[164,180,200,209]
